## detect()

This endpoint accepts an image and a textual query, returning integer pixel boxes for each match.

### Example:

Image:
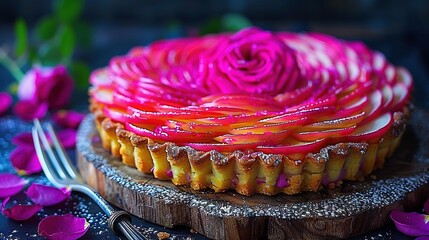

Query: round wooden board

[77,109,429,240]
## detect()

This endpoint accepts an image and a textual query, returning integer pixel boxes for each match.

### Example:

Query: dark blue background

[1,0,428,239]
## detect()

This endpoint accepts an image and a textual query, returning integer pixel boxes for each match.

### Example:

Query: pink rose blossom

[17,65,74,110]
[206,27,301,96]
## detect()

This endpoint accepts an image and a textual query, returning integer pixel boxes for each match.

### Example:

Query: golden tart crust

[90,102,409,196]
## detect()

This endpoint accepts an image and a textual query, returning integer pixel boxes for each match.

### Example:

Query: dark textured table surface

[1,23,428,239]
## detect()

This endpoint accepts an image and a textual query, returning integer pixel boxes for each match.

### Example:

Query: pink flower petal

[38,214,89,240]
[53,110,85,129]
[0,92,13,115]
[12,132,34,146]
[0,173,28,198]
[9,146,42,175]
[57,129,77,149]
[1,197,42,221]
[14,100,48,121]
[26,183,71,206]
[390,210,429,236]
[417,237,429,240]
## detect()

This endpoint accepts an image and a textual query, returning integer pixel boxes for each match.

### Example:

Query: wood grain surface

[77,108,429,240]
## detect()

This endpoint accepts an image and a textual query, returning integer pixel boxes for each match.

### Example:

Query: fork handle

[108,211,147,240]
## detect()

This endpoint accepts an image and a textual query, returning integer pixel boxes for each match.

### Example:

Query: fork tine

[32,125,61,186]
[46,124,80,180]
[33,119,68,182]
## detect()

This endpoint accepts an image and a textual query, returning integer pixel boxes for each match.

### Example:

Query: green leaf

[74,21,92,48]
[199,14,252,35]
[221,14,252,32]
[199,18,222,36]
[14,18,28,57]
[35,16,58,41]
[28,46,40,64]
[56,0,83,23]
[70,61,90,89]
[38,42,62,65]
[58,26,75,60]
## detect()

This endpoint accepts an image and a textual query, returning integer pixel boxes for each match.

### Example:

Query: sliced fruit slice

[396,67,413,90]
[275,81,313,105]
[198,112,275,125]
[257,138,327,155]
[293,125,356,142]
[128,106,207,121]
[285,95,336,113]
[166,120,229,134]
[214,130,291,145]
[90,68,110,86]
[359,90,383,125]
[156,105,250,117]
[384,65,396,83]
[299,112,365,131]
[186,142,261,152]
[229,117,309,134]
[200,94,284,112]
[105,107,165,126]
[156,126,220,143]
[391,83,410,112]
[337,81,372,106]
[126,123,219,143]
[335,96,368,119]
[381,85,393,110]
[261,106,335,123]
[340,113,393,143]
[90,87,113,105]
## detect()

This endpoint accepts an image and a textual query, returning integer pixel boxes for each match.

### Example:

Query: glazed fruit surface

[90,27,412,153]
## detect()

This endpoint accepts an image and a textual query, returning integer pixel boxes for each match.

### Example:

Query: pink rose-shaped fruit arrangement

[206,27,301,95]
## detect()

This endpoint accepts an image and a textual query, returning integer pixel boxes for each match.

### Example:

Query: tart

[89,27,413,196]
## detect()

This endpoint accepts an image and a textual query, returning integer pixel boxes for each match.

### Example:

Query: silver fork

[32,119,147,240]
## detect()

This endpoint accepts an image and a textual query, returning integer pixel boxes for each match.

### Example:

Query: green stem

[0,48,25,82]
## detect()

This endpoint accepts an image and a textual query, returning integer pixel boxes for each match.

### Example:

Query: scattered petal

[0,92,13,115]
[9,146,42,175]
[12,132,34,146]
[53,110,85,129]
[1,197,42,221]
[38,214,89,240]
[26,183,71,206]
[14,100,48,121]
[0,173,28,198]
[416,236,429,240]
[390,210,429,236]
[57,129,77,149]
